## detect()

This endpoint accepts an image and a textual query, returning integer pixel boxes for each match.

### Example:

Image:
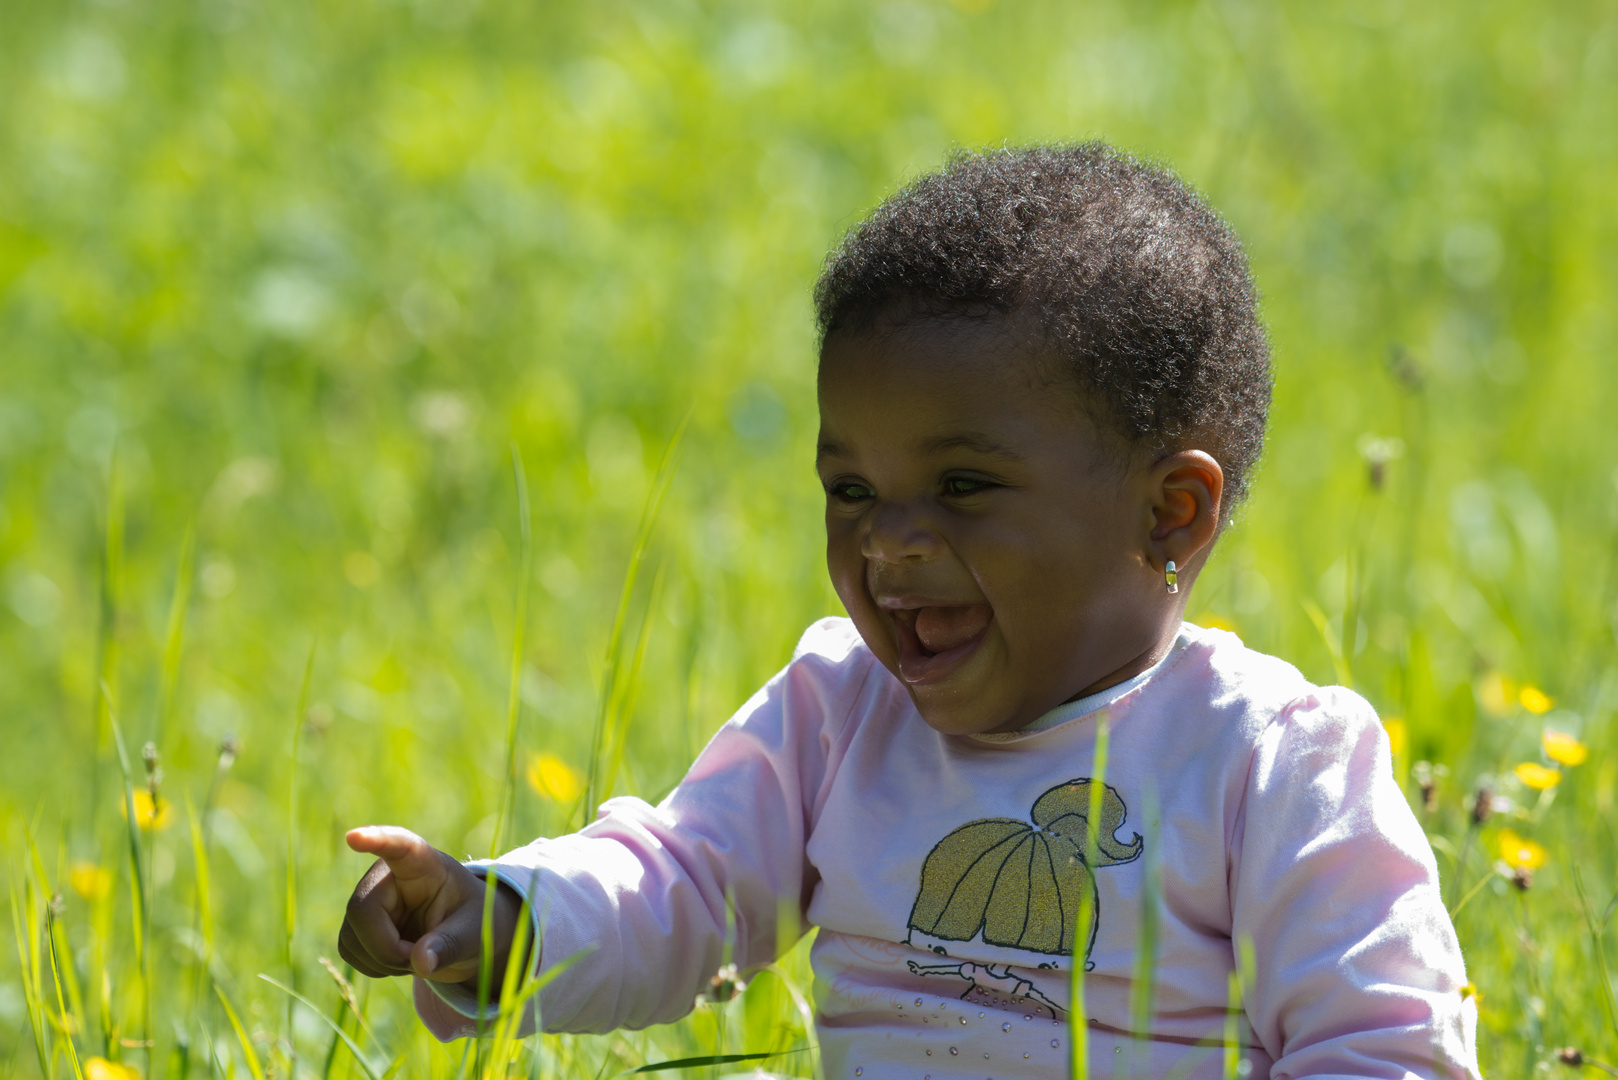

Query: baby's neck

[1060,617,1185,706]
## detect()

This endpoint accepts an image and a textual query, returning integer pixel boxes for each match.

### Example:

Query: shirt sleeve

[1229,687,1481,1079]
[414,623,863,1040]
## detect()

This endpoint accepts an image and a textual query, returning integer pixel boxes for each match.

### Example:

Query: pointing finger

[346,826,444,884]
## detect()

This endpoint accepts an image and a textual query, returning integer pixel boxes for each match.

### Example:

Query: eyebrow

[921,433,1027,460]
[815,440,846,466]
[815,432,1026,466]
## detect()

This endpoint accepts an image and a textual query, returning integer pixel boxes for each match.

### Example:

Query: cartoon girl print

[905,958,1065,1015]
[903,779,1142,1011]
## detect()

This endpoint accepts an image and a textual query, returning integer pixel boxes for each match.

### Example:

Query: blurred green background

[3,0,1617,1075]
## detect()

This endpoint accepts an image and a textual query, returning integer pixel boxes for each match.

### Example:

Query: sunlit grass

[3,0,1618,1075]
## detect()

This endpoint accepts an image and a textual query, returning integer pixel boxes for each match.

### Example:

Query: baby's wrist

[454,881,529,992]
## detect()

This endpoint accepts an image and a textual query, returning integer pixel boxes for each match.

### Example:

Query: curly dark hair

[813,142,1271,517]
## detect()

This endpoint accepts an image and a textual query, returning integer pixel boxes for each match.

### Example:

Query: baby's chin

[911,697,1028,737]
[904,673,1032,737]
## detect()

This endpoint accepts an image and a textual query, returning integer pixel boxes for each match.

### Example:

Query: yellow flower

[526,753,583,805]
[1514,762,1562,791]
[1541,729,1588,767]
[1519,685,1554,715]
[86,1057,141,1080]
[69,861,113,902]
[121,789,173,831]
[1383,717,1407,758]
[1198,613,1238,633]
[1458,982,1481,1003]
[1475,672,1518,717]
[1496,828,1547,871]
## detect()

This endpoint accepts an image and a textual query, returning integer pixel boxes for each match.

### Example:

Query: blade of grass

[315,962,372,1080]
[1574,865,1618,1036]
[1447,868,1495,919]
[319,1024,344,1080]
[487,884,538,1072]
[104,686,150,1072]
[754,964,821,1080]
[600,561,666,802]
[46,834,88,1041]
[155,523,196,749]
[147,525,192,1066]
[583,412,689,821]
[186,794,214,962]
[317,955,377,1046]
[488,941,592,1070]
[474,871,502,1053]
[257,975,384,1080]
[1070,712,1111,1080]
[27,838,85,1080]
[91,450,124,828]
[1222,972,1241,1080]
[473,446,536,1071]
[199,1019,228,1079]
[215,984,268,1080]
[184,790,218,1045]
[10,874,51,1078]
[42,905,86,1080]
[105,687,146,962]
[491,443,533,860]
[1301,600,1352,688]
[286,642,316,1070]
[622,1050,802,1075]
[1125,785,1161,1080]
[1225,935,1256,1079]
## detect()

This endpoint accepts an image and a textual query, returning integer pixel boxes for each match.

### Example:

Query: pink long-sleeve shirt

[418,618,1480,1078]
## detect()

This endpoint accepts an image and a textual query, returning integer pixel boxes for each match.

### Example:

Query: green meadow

[3,0,1617,1075]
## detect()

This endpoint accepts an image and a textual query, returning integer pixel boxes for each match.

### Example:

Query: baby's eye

[827,480,874,502]
[943,476,995,497]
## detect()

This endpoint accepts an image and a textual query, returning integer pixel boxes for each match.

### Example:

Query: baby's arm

[419,635,855,1038]
[1230,687,1479,1078]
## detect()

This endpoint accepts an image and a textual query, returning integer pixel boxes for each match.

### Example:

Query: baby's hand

[338,826,524,988]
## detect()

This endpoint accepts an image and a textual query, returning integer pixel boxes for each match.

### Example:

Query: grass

[3,0,1618,1075]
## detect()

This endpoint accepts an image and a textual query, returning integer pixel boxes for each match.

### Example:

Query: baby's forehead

[819,323,1102,434]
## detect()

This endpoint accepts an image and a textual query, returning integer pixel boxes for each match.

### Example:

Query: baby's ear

[1147,450,1223,569]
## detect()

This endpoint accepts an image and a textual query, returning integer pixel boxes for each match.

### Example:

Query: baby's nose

[860,501,943,563]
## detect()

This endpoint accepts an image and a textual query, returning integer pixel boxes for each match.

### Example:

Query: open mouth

[890,604,994,685]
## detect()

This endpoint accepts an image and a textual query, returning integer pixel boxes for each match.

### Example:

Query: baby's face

[816,318,1166,735]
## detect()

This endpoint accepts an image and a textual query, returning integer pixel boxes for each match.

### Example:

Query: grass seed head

[1414,761,1437,812]
[701,962,746,1004]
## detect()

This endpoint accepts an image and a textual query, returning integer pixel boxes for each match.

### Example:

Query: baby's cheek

[824,541,868,600]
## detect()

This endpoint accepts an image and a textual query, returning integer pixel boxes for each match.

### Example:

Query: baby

[338,144,1479,1078]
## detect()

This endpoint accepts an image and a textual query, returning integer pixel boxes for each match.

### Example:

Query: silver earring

[1164,561,1179,594]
